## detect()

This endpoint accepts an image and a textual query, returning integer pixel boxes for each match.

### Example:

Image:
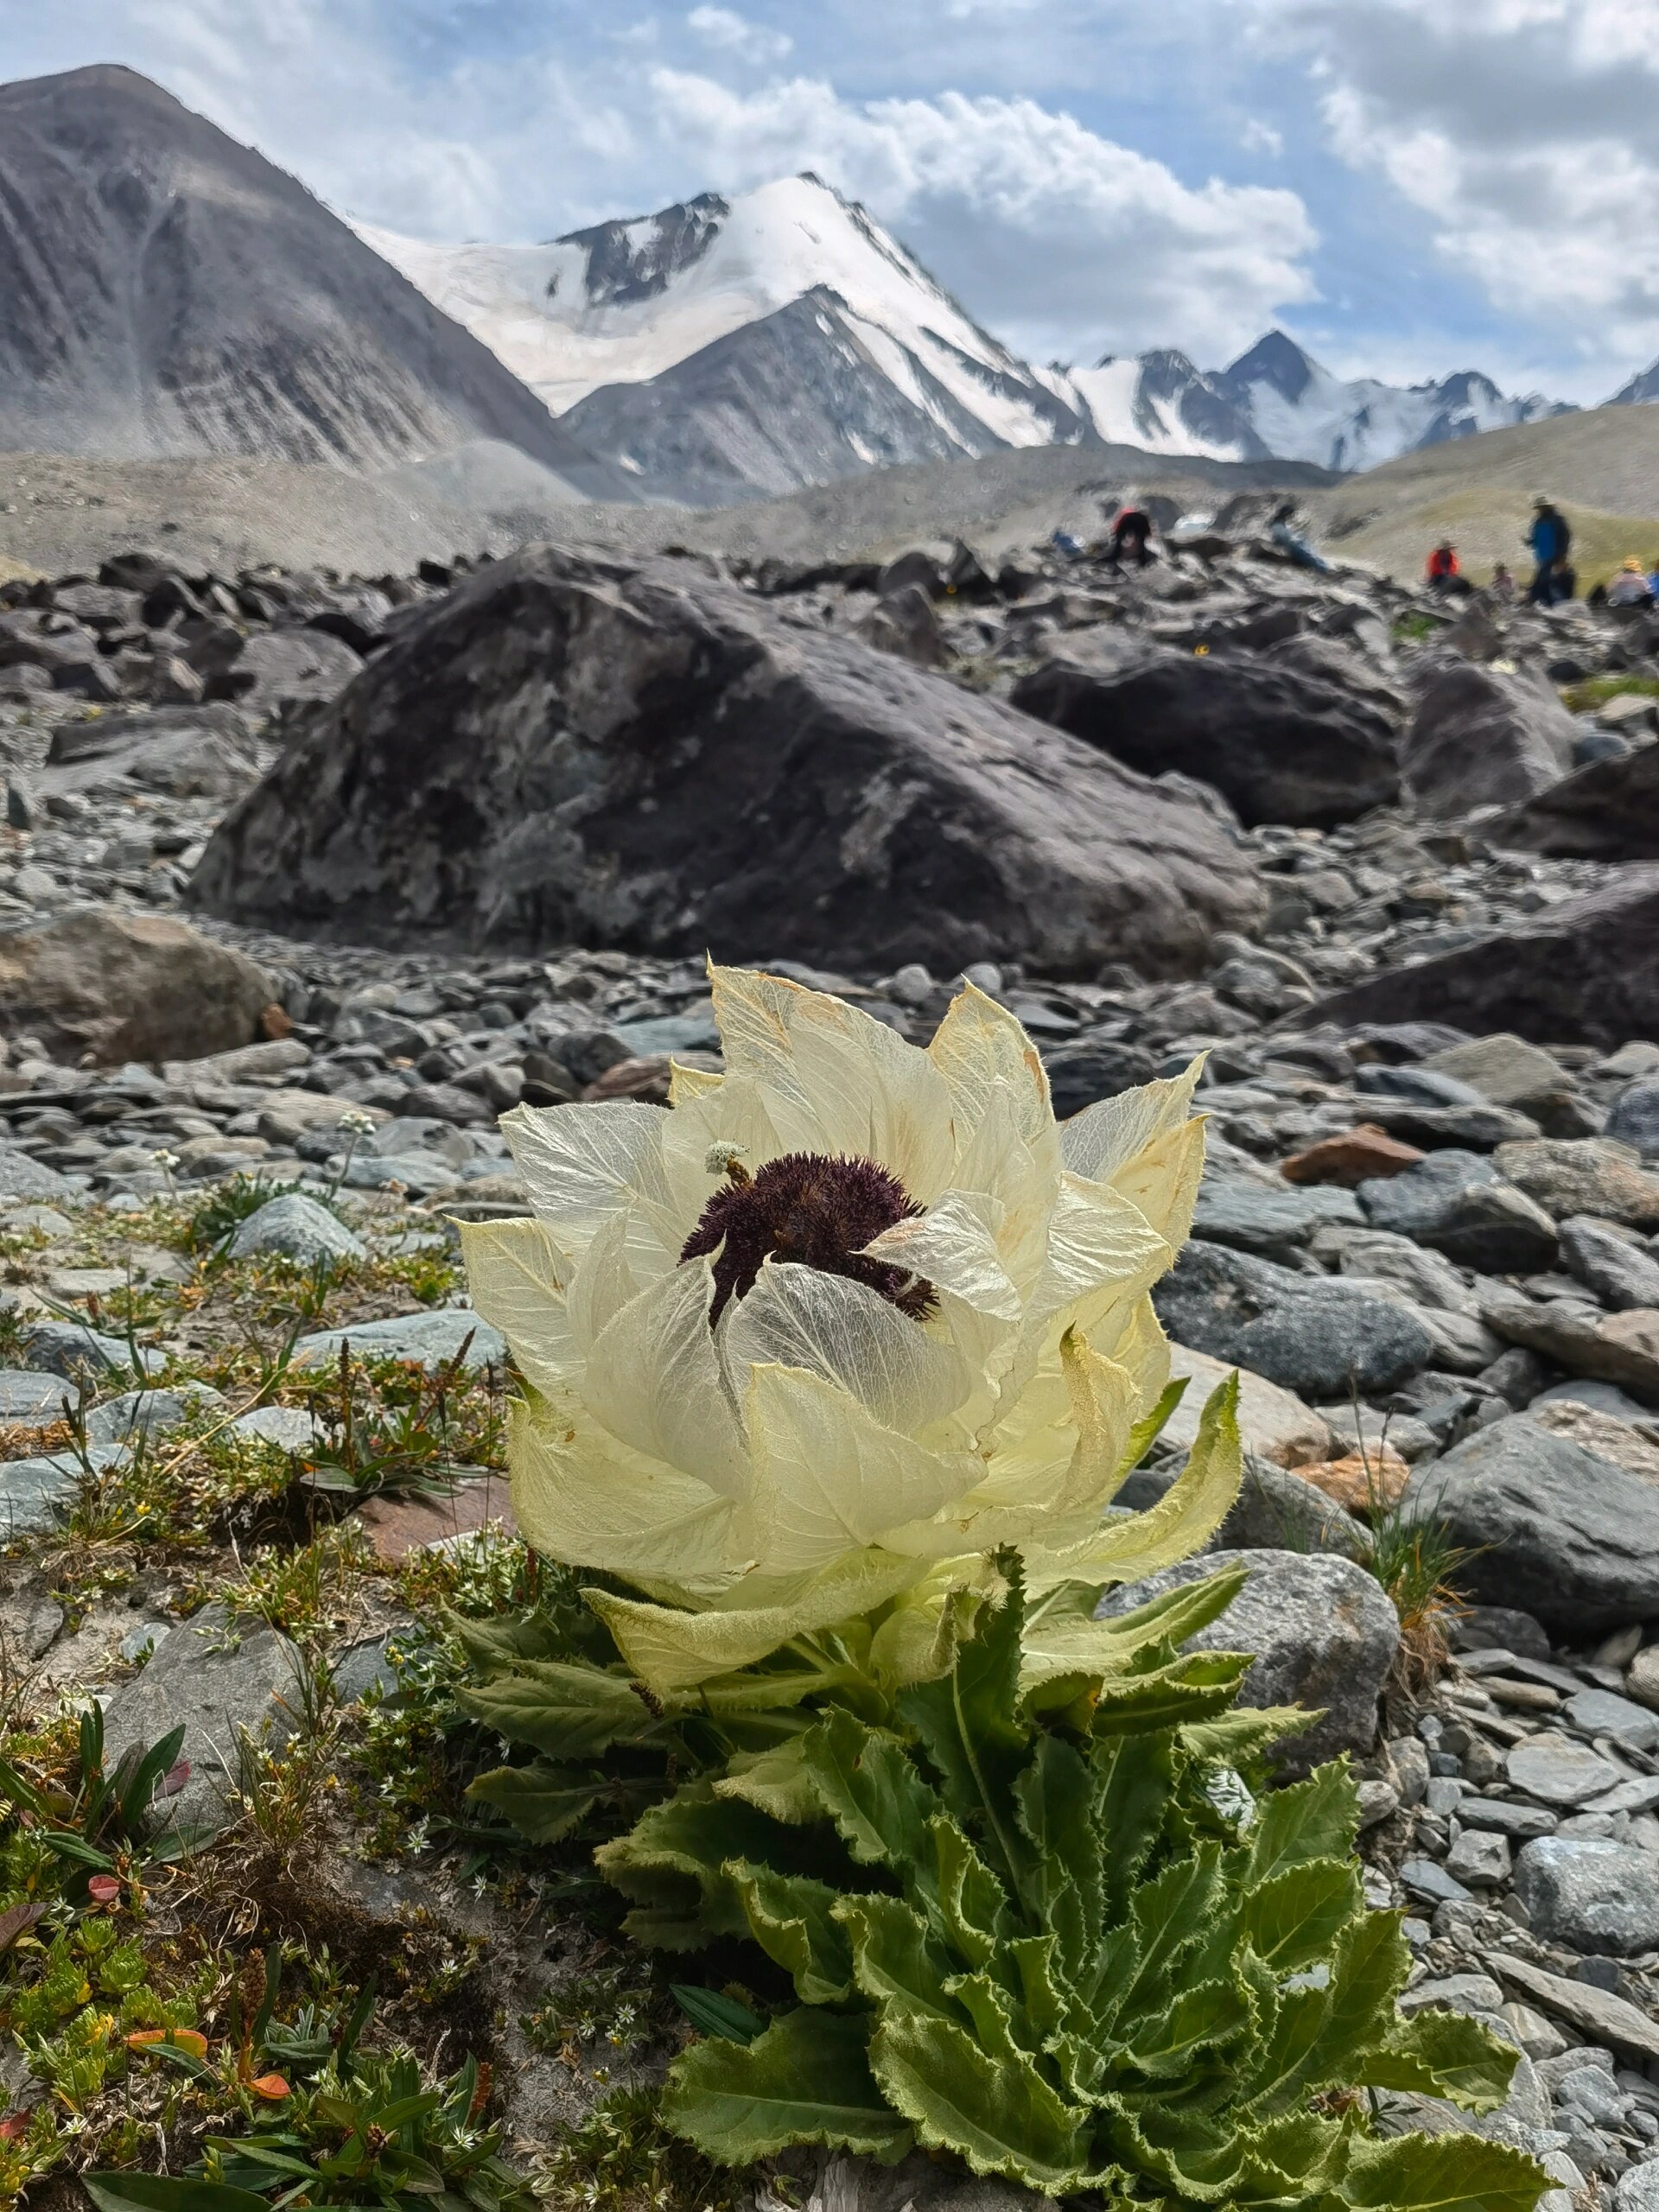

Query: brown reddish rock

[1281,1126,1426,1188]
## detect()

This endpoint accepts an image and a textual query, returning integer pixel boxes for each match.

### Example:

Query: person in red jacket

[1426,541,1459,587]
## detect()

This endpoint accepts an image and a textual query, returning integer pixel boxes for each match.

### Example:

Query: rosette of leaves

[599,1563,1546,2210]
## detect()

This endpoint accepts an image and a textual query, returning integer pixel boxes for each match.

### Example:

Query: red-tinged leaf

[248,2073,290,2101]
[158,1760,192,1799]
[126,2028,209,2059]
[87,1874,123,1906]
[0,1901,45,1952]
[0,2114,28,2143]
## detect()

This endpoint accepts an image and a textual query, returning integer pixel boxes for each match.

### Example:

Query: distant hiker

[1609,556,1656,608]
[1105,505,1154,570]
[1268,500,1331,572]
[1526,497,1573,605]
[1490,562,1516,605]
[1426,541,1472,596]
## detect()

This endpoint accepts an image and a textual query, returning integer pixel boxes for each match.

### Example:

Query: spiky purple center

[681,1151,937,1326]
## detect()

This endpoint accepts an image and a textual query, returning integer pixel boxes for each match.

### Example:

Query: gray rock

[1494,1139,1659,1230]
[1400,1859,1473,1906]
[1534,1379,1659,1427]
[1507,1736,1623,1807]
[1560,1218,1659,1313]
[1398,1973,1506,2016]
[332,1621,421,1704]
[1154,1240,1434,1399]
[291,1308,506,1373]
[1402,662,1579,819]
[1445,1829,1512,1889]
[188,544,1266,982]
[227,628,363,716]
[0,909,275,1067]
[1040,1033,1159,1120]
[1011,640,1401,830]
[227,1192,366,1266]
[1097,1548,1399,1774]
[1618,2160,1659,2212]
[1418,1414,1659,1635]
[0,1148,78,1200]
[1492,1955,1659,2065]
[231,1404,323,1450]
[1217,1454,1373,1562]
[1607,1081,1659,1165]
[1459,1798,1558,1840]
[1192,1176,1362,1261]
[1495,738,1659,865]
[0,1455,81,1536]
[99,1603,302,1837]
[1427,1034,1589,1128]
[1566,1688,1659,1751]
[0,1369,74,1423]
[17,1319,164,1383]
[1481,1300,1659,1404]
[119,1621,170,1664]
[1358,1151,1559,1274]
[1514,1839,1659,1955]
[86,1382,227,1450]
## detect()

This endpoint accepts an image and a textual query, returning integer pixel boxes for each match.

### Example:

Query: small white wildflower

[150,1147,180,1172]
[339,1109,378,1136]
[704,1141,747,1178]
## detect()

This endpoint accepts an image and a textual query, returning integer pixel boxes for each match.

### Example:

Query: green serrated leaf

[899,1556,1031,1893]
[1091,1730,1173,1931]
[1246,1759,1361,1885]
[930,1815,1012,1969]
[458,1661,656,1760]
[595,1778,788,1951]
[713,1738,818,1824]
[1180,1706,1316,1765]
[1238,1859,1362,1974]
[464,1762,605,1844]
[1113,1974,1251,2083]
[1014,1735,1102,1987]
[664,2008,911,2165]
[729,1859,855,2005]
[1369,2006,1522,2114]
[869,2008,1090,2195]
[836,1893,962,2023]
[799,1708,936,1876]
[1334,2129,1549,2212]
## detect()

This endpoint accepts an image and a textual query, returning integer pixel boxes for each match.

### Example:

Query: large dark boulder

[1402,663,1578,819]
[188,544,1264,976]
[1009,642,1399,830]
[1494,740,1659,860]
[1310,868,1659,1049]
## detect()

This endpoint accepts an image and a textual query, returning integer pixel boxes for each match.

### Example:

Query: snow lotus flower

[461,965,1239,1695]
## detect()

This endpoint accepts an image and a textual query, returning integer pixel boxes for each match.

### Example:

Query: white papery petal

[1058,1058,1205,1183]
[457,1218,578,1396]
[949,1084,1053,1299]
[928,984,1058,1169]
[1110,1114,1206,1252]
[1027,1173,1173,1328]
[859,1189,1021,1319]
[582,1259,749,1498]
[501,1100,679,1271]
[723,1262,972,1435]
[566,1209,642,1363]
[510,1395,744,1590]
[709,963,956,1200]
[745,1363,980,1573]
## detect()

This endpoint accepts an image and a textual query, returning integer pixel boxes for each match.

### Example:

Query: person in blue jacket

[1526,498,1573,605]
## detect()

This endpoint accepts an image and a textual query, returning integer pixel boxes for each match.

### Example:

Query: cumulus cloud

[648,71,1318,362]
[1272,0,1659,385]
[685,8,793,65]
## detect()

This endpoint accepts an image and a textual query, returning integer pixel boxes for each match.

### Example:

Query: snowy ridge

[359,184,1572,503]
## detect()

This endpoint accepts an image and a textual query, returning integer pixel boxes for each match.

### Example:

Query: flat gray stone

[0,1147,78,1200]
[1617,2160,1659,2212]
[0,1369,73,1424]
[1514,1838,1659,1955]
[1192,1177,1362,1261]
[1400,1858,1473,1906]
[1397,1973,1506,2017]
[291,1308,505,1373]
[18,1318,164,1383]
[99,1602,301,1837]
[1445,1828,1512,1889]
[1566,1688,1659,1751]
[1492,1954,1659,2064]
[86,1382,227,1451]
[228,1192,367,1266]
[231,1404,323,1450]
[1097,1548,1398,1775]
[1560,1217,1659,1313]
[0,1454,82,1536]
[1459,1797,1559,1839]
[1508,1735,1623,1806]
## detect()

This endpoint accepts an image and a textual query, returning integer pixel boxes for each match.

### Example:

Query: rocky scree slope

[4,524,1659,2208]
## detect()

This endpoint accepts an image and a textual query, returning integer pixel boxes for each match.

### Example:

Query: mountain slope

[0,65,634,496]
[1218,330,1569,472]
[1611,356,1659,407]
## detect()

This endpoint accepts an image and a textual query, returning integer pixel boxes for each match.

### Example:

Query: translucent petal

[457,1217,578,1397]
[585,1548,927,1693]
[582,1258,750,1498]
[500,1099,680,1270]
[709,963,956,1200]
[1027,1173,1173,1328]
[927,984,1057,1167]
[656,1070,788,1236]
[723,1261,973,1434]
[1110,1114,1206,1252]
[669,1061,723,1105]
[949,1086,1054,1299]
[510,1395,744,1590]
[566,1209,643,1363]
[1058,1057,1205,1183]
[745,1363,982,1573]
[860,1190,1021,1320]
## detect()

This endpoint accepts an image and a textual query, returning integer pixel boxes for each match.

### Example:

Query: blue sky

[9,0,1659,403]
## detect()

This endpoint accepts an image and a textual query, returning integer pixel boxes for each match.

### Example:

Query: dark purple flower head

[680,1151,937,1325]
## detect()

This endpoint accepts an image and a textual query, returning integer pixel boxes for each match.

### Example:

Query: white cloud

[647,70,1318,362]
[685,8,792,64]
[1240,118,1283,156]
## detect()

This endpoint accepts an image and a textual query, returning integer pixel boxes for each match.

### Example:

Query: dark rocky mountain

[0,64,634,495]
[1611,355,1659,407]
